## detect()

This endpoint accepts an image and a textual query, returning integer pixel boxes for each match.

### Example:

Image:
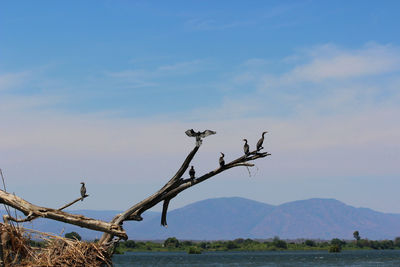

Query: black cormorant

[256,131,268,151]
[189,166,195,179]
[219,152,225,167]
[243,139,250,155]
[80,182,86,201]
[185,129,216,146]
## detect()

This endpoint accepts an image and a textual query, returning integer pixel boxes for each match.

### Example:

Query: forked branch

[0,190,126,239]
[3,194,89,223]
[99,134,270,244]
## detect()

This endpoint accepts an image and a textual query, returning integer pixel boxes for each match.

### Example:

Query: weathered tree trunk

[0,190,127,239]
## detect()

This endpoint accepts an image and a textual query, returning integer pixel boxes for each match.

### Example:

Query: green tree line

[113,234,400,254]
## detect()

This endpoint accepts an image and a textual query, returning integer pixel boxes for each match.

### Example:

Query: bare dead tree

[0,131,270,252]
[98,130,270,245]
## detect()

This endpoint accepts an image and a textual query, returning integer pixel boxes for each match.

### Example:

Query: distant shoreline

[114,237,400,254]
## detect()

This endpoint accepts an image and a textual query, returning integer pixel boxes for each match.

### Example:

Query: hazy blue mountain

[130,197,274,240]
[2,197,400,240]
[250,198,400,240]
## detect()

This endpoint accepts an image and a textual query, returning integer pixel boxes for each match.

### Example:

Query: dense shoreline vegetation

[31,231,399,254]
[113,236,400,254]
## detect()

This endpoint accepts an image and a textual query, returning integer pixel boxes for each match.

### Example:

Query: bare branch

[162,150,270,200]
[0,189,127,239]
[3,194,90,224]
[99,144,270,244]
[58,195,89,211]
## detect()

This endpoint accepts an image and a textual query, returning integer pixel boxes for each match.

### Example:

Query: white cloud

[266,43,400,86]
[0,71,32,91]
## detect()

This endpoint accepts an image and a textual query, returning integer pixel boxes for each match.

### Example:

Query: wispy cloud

[106,69,159,88]
[212,43,400,119]
[107,59,212,88]
[0,71,32,91]
[268,43,400,86]
[183,1,306,32]
[185,18,252,31]
[157,59,208,73]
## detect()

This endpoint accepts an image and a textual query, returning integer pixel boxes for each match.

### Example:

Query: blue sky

[1,1,400,213]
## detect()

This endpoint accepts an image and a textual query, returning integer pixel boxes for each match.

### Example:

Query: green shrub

[394,237,400,248]
[164,237,180,248]
[182,240,194,247]
[234,238,245,244]
[64,231,81,241]
[226,241,239,249]
[330,238,345,247]
[125,240,136,248]
[272,237,287,249]
[329,244,341,253]
[305,240,316,247]
[187,246,202,254]
[199,242,210,249]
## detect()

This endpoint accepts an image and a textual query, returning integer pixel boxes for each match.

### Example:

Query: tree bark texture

[0,190,127,239]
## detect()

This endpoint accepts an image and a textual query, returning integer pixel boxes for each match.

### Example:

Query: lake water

[113,250,400,266]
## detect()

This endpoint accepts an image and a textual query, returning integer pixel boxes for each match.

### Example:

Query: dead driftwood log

[0,131,270,266]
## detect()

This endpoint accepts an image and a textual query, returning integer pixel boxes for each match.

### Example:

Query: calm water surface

[113,250,400,266]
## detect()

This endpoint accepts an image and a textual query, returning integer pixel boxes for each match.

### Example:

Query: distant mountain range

[2,197,400,240]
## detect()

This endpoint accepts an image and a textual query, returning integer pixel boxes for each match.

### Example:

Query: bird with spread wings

[185,129,216,146]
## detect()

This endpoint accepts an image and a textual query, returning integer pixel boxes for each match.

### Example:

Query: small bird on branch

[256,131,268,151]
[219,152,225,167]
[185,129,216,146]
[189,166,195,179]
[80,182,86,201]
[243,139,250,156]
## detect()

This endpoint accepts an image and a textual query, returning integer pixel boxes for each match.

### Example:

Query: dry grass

[0,223,112,267]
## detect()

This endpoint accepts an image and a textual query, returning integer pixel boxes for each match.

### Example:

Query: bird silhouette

[219,152,225,167]
[256,131,268,151]
[243,139,250,155]
[80,182,86,201]
[185,129,216,146]
[189,166,195,179]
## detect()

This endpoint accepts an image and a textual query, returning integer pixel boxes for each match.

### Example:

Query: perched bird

[243,139,250,155]
[185,129,216,146]
[256,131,268,151]
[189,166,195,179]
[80,182,86,201]
[219,152,225,167]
